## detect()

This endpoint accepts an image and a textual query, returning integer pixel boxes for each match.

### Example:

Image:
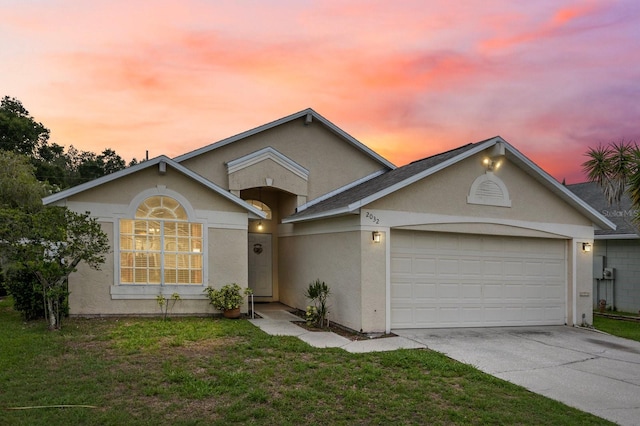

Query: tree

[0,152,44,303]
[66,146,127,187]
[22,207,109,330]
[1,96,131,190]
[1,203,109,328]
[582,141,640,220]
[0,96,50,156]
[34,142,68,188]
[99,148,126,175]
[0,151,46,212]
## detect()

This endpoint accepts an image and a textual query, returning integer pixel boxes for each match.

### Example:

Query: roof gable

[173,108,395,170]
[285,137,616,231]
[42,156,266,219]
[226,147,309,181]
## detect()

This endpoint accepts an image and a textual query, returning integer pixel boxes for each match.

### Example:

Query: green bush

[3,263,45,320]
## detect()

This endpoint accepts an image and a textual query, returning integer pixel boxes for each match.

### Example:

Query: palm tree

[582,141,640,218]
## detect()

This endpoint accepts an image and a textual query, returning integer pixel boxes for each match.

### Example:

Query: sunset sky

[2,0,639,183]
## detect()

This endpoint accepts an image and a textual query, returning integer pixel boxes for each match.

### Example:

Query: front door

[248,233,272,297]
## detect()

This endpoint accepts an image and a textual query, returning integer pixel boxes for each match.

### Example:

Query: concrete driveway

[394,326,640,426]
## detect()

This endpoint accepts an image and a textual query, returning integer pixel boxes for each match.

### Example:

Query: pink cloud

[2,0,639,183]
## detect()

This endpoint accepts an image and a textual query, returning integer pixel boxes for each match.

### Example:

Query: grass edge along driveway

[0,298,613,425]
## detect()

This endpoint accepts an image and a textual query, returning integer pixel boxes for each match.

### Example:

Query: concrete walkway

[249,304,425,353]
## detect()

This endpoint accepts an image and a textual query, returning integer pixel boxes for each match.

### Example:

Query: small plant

[156,292,181,320]
[204,283,252,312]
[304,279,330,328]
[305,305,318,327]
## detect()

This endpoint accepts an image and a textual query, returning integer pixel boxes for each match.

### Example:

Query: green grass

[0,297,613,425]
[593,314,640,342]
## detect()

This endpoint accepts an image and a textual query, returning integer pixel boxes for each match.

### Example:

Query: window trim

[112,188,207,298]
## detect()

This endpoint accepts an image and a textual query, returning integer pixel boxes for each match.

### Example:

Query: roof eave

[42,156,266,219]
[282,207,357,224]
[595,233,639,240]
[503,144,616,231]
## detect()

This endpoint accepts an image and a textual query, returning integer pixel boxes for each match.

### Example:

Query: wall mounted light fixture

[372,231,381,243]
[483,157,503,171]
[582,242,592,252]
[257,221,264,231]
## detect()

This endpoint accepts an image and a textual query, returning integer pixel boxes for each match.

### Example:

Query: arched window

[245,199,272,219]
[120,196,203,285]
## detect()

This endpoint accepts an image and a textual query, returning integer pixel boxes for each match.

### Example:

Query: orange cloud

[480,2,603,52]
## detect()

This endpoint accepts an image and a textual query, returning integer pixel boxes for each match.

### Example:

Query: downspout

[385,228,391,334]
[571,239,578,327]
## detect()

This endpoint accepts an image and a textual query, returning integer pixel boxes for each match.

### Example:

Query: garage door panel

[462,283,482,298]
[438,258,459,275]
[438,283,461,299]
[391,281,412,299]
[414,282,436,299]
[504,260,524,276]
[544,261,564,278]
[391,256,412,274]
[461,307,482,322]
[391,307,413,327]
[391,231,566,328]
[460,259,481,275]
[483,284,503,300]
[414,258,436,275]
[524,261,544,276]
[483,260,503,276]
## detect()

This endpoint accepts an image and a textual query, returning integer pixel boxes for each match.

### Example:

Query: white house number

[365,211,380,224]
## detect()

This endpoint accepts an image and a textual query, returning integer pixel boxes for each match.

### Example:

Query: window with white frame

[120,196,203,285]
[245,199,272,219]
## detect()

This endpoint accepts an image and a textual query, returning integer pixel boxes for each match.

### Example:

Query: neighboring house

[43,108,615,333]
[568,182,640,313]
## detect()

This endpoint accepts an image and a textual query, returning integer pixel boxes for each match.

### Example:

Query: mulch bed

[289,309,396,341]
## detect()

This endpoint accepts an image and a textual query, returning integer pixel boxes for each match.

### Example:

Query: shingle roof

[287,142,482,220]
[286,138,616,232]
[567,182,639,237]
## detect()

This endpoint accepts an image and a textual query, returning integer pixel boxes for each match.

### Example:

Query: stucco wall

[68,225,249,316]
[359,230,387,332]
[278,230,364,331]
[62,166,251,316]
[179,117,387,201]
[593,240,640,313]
[368,154,592,228]
[209,228,248,288]
[574,240,594,326]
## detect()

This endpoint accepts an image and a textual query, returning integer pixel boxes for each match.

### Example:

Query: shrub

[204,283,252,312]
[304,279,330,328]
[3,263,46,320]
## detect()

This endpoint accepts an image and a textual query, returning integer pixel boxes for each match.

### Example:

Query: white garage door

[391,230,566,328]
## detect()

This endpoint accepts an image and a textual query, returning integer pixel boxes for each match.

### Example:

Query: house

[43,108,615,333]
[567,182,640,313]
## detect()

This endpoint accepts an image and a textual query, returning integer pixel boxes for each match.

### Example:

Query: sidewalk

[249,304,425,353]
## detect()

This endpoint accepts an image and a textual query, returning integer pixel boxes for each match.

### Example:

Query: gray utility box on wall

[593,256,604,280]
[603,267,615,280]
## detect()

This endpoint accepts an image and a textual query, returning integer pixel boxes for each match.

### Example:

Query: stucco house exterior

[43,108,614,333]
[568,182,640,313]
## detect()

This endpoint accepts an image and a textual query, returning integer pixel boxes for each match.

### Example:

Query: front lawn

[0,297,611,425]
[593,314,640,342]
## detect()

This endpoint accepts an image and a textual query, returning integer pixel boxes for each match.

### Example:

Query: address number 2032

[365,211,380,224]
